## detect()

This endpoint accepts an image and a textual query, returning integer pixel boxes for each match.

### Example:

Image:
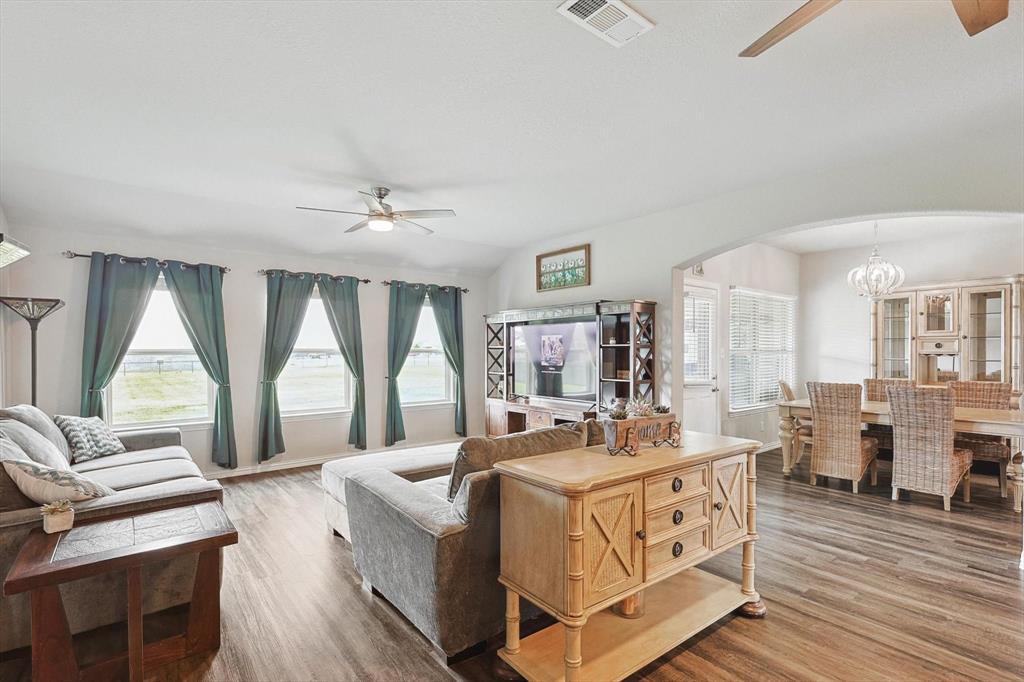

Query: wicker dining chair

[779,380,812,467]
[888,385,972,511]
[948,380,1012,498]
[862,378,915,450]
[806,382,878,492]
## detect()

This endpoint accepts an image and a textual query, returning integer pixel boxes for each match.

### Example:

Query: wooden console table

[495,432,765,682]
[3,501,237,682]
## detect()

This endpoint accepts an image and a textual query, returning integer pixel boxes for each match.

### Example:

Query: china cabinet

[871,276,1021,390]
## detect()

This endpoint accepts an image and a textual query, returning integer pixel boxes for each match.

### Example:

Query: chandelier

[847,223,905,299]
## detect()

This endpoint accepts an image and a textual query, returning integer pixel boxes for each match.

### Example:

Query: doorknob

[710,387,720,393]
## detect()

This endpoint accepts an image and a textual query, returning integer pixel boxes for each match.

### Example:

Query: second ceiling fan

[296,186,456,235]
[740,0,1010,57]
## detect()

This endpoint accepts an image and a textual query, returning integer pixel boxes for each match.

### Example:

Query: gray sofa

[345,423,600,658]
[0,406,222,653]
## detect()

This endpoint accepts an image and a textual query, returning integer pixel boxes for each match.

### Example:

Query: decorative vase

[42,509,74,534]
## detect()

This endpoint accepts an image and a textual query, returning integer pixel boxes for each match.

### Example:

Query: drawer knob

[636,529,646,540]
[714,501,724,511]
[672,542,683,558]
[673,509,684,525]
[671,477,683,492]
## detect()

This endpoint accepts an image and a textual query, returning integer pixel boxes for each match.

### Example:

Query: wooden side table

[3,501,238,682]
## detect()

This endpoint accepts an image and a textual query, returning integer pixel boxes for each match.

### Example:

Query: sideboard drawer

[644,464,709,511]
[644,495,709,545]
[527,410,553,430]
[644,525,710,580]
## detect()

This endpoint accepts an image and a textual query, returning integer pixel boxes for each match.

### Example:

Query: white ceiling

[1,1,1022,273]
[762,214,1024,254]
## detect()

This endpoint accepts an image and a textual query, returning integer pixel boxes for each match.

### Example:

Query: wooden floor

[2,449,1022,681]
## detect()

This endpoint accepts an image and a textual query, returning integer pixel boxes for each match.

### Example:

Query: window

[728,287,795,412]
[398,298,454,404]
[107,275,213,426]
[683,291,715,385]
[278,291,352,415]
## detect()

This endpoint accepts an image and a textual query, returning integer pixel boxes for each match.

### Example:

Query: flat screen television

[512,319,597,403]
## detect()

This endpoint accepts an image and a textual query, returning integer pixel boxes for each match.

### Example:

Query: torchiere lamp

[0,297,65,406]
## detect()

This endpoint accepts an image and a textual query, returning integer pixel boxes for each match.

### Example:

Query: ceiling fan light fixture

[367,215,394,232]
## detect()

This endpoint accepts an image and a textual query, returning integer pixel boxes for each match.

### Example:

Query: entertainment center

[484,300,657,437]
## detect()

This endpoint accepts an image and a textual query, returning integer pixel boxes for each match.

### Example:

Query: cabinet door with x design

[582,480,643,607]
[711,453,747,549]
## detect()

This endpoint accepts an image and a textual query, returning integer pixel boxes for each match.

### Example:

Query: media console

[484,300,656,437]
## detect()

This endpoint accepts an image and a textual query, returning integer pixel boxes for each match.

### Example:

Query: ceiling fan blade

[396,219,434,236]
[950,0,1009,36]
[739,0,841,57]
[345,219,369,234]
[393,209,457,220]
[296,206,371,217]
[358,191,384,212]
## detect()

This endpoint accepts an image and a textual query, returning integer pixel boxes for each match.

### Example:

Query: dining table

[777,398,1024,568]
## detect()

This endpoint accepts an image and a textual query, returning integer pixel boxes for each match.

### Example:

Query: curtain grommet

[119,256,126,264]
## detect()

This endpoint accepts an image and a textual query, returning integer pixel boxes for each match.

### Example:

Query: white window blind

[683,292,715,385]
[728,287,795,411]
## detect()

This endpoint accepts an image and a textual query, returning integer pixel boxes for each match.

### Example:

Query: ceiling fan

[740,0,1010,57]
[296,186,456,235]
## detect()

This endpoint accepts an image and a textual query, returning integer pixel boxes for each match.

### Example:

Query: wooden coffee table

[3,501,237,682]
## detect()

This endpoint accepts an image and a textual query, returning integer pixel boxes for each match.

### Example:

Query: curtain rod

[382,280,469,294]
[258,268,370,283]
[62,250,230,273]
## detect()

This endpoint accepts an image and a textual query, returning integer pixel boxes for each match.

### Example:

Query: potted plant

[602,405,639,456]
[41,499,74,534]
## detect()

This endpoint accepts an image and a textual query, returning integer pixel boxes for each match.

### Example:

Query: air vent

[558,0,654,47]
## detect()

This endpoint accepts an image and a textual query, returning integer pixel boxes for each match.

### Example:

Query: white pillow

[53,415,126,463]
[1,458,115,504]
[0,419,69,470]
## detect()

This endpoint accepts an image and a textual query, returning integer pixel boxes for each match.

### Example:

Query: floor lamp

[0,297,65,406]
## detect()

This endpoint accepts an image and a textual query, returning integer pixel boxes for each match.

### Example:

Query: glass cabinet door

[878,296,912,379]
[963,286,1009,382]
[917,289,958,336]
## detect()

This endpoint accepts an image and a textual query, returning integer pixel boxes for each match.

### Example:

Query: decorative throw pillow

[446,423,588,500]
[0,419,69,471]
[1,457,115,504]
[0,435,36,511]
[0,404,72,462]
[53,415,126,463]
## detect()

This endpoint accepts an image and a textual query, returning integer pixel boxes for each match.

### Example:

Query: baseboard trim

[203,438,463,480]
[757,441,780,454]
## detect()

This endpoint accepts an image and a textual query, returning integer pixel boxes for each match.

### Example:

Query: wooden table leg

[740,449,767,618]
[186,548,222,654]
[503,589,520,655]
[127,567,143,682]
[30,585,78,682]
[564,623,583,682]
[779,415,796,478]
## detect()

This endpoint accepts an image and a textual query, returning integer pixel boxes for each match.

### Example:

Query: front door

[682,285,720,434]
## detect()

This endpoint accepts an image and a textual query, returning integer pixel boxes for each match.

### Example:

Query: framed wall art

[536,244,591,292]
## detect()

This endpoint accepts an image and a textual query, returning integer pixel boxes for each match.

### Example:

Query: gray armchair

[346,468,508,658]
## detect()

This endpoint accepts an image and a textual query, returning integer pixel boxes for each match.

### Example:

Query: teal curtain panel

[317,275,367,450]
[384,281,427,446]
[427,285,466,437]
[79,252,160,418]
[256,272,314,461]
[164,261,237,468]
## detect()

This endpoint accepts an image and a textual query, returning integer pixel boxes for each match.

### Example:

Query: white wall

[0,224,487,476]
[681,243,800,447]
[797,223,1024,391]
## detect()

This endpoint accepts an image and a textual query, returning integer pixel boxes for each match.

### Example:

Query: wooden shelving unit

[483,299,657,436]
[598,300,657,410]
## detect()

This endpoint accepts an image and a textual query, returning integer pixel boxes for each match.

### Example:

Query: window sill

[401,401,456,412]
[113,420,214,433]
[727,405,780,417]
[281,409,353,423]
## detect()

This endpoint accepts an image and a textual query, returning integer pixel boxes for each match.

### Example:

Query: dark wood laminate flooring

[2,450,1021,681]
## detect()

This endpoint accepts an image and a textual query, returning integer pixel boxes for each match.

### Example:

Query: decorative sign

[536,244,591,292]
